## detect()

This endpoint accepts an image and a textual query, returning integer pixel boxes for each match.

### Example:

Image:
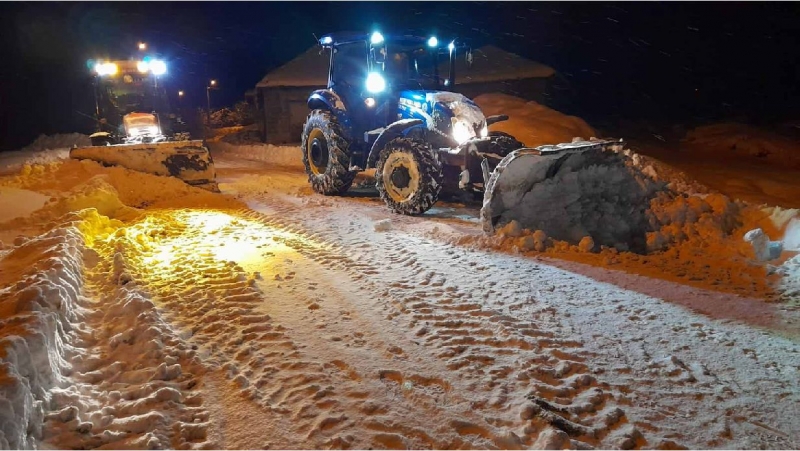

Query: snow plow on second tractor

[301,32,626,233]
[70,58,217,191]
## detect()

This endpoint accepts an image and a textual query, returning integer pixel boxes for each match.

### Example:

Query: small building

[254,44,555,144]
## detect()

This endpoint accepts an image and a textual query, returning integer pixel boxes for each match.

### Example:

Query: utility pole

[93,76,101,131]
[206,79,217,128]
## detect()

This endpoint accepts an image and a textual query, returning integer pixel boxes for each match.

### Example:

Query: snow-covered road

[208,154,800,448]
[0,149,798,449]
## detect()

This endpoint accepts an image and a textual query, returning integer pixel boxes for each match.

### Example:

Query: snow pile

[0,134,89,174]
[473,93,596,147]
[684,123,800,168]
[776,254,800,300]
[2,159,242,219]
[485,148,667,252]
[209,142,302,168]
[18,133,89,154]
[42,210,214,449]
[469,134,800,297]
[0,223,86,449]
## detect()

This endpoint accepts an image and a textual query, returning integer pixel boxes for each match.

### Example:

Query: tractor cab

[316,32,464,136]
[303,31,522,216]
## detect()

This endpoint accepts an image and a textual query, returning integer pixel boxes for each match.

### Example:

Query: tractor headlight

[137,61,149,73]
[452,120,475,145]
[366,72,386,93]
[95,62,118,76]
[150,60,167,76]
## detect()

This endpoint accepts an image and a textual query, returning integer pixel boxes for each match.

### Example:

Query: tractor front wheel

[301,110,356,195]
[376,138,443,215]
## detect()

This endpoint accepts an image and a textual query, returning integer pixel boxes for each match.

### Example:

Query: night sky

[1,1,799,151]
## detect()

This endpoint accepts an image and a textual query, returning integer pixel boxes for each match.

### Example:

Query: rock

[532,230,548,251]
[500,220,524,238]
[578,236,595,253]
[373,219,392,232]
[744,228,782,261]
[519,236,537,251]
[767,240,783,260]
[609,424,644,450]
[532,427,570,450]
[495,430,523,449]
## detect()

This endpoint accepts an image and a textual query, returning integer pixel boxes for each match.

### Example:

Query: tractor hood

[398,91,487,145]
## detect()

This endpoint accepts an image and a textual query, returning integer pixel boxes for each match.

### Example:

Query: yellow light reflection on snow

[124,210,318,278]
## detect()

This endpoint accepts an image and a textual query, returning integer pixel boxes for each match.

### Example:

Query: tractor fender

[366,119,424,169]
[307,90,347,114]
[486,114,509,126]
[307,89,352,137]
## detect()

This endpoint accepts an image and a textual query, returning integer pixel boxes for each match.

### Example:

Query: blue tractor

[301,31,624,223]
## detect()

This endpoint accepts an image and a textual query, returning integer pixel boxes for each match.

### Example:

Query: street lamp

[206,80,218,128]
[139,42,147,50]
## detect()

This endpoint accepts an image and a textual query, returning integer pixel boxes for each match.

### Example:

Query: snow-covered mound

[0,133,89,174]
[474,93,596,147]
[684,123,800,168]
[0,209,216,449]
[0,224,85,449]
[19,134,90,154]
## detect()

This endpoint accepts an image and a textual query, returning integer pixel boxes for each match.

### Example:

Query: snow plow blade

[69,140,218,191]
[480,139,627,234]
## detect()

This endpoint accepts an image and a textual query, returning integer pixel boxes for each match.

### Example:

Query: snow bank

[209,141,302,168]
[0,221,86,449]
[0,187,49,223]
[0,207,217,449]
[474,93,596,147]
[684,123,800,168]
[18,134,90,154]
[1,159,243,226]
[0,134,89,174]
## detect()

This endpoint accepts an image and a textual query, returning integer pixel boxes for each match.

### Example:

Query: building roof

[256,46,330,88]
[448,45,555,84]
[256,44,555,89]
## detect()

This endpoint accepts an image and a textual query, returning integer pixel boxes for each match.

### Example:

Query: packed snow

[1,110,799,450]
[684,122,800,169]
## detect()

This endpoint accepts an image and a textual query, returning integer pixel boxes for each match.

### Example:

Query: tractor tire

[488,131,524,157]
[376,138,443,215]
[301,109,356,195]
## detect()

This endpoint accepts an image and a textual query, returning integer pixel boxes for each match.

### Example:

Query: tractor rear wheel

[488,131,524,157]
[301,109,356,195]
[376,138,443,215]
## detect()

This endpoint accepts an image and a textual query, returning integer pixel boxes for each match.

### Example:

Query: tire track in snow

[251,188,800,449]
[1,212,214,450]
[237,199,642,449]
